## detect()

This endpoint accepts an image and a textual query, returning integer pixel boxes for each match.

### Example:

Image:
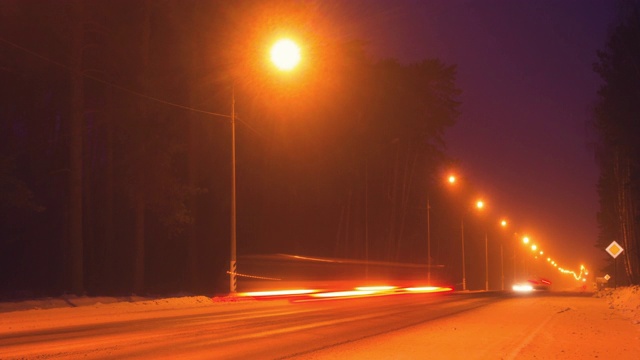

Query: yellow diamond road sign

[606,241,624,259]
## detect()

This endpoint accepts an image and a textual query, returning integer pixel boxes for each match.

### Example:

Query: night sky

[332,0,617,271]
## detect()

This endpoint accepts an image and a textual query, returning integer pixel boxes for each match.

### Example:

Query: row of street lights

[231,39,516,293]
[433,173,584,291]
[235,37,542,294]
[442,174,488,291]
[226,37,584,294]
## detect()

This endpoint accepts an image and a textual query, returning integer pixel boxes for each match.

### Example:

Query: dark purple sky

[331,0,617,271]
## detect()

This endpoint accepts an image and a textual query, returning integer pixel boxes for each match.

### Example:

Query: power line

[0,35,232,120]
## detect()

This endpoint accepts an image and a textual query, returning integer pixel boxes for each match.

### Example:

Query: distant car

[527,277,552,290]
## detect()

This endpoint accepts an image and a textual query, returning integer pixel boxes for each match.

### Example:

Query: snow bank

[0,294,216,313]
[595,285,640,324]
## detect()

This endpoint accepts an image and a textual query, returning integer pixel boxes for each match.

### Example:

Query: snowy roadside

[0,293,234,314]
[595,285,640,324]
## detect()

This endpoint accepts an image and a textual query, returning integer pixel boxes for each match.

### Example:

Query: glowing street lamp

[229,38,301,294]
[498,219,508,290]
[446,174,468,291]
[445,175,488,291]
[427,192,431,284]
[473,199,489,291]
[425,173,459,284]
[520,236,531,275]
[470,197,487,290]
[270,39,301,71]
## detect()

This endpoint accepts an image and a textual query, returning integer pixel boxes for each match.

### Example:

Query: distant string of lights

[447,173,589,286]
[558,264,589,281]
[522,235,589,282]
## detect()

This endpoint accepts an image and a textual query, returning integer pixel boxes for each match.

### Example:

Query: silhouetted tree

[593,2,640,284]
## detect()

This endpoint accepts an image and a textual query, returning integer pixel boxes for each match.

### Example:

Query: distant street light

[445,174,490,291]
[446,174,468,290]
[520,236,532,275]
[473,199,489,291]
[425,175,457,285]
[229,38,301,294]
[499,219,508,291]
[512,232,519,284]
[460,217,466,291]
[427,194,431,284]
[484,230,489,291]
[230,85,237,294]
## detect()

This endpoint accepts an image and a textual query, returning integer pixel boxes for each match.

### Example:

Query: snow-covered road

[1,289,638,359]
[294,293,640,359]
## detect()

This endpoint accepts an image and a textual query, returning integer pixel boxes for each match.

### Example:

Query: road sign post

[605,241,624,288]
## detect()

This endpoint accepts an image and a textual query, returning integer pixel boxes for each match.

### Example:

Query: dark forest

[0,1,473,297]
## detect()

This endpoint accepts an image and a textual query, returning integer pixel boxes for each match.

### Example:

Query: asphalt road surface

[1,291,637,359]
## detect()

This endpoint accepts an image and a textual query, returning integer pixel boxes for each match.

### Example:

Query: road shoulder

[293,294,640,359]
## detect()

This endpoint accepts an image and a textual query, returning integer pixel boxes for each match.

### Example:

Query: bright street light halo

[270,38,301,71]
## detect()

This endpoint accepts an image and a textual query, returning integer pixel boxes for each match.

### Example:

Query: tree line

[1,1,464,297]
[593,1,640,285]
